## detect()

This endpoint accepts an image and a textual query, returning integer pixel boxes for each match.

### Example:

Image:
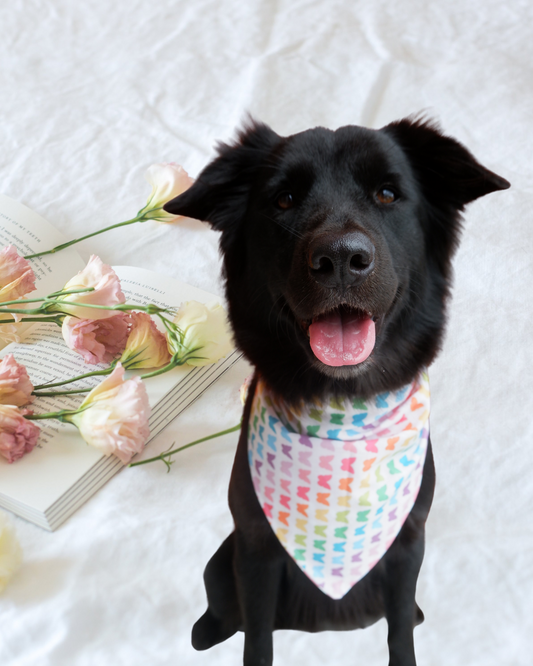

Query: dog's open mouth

[305,306,376,367]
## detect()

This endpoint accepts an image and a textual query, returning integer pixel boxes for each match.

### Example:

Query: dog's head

[165,118,509,401]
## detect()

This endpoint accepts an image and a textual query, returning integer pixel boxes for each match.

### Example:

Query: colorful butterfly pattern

[247,371,430,599]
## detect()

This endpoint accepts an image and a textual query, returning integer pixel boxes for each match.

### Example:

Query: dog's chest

[247,374,430,599]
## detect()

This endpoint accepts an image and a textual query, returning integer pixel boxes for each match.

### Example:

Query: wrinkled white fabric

[0,1,531,665]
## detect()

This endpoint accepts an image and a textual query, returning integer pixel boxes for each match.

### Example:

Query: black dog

[164,118,509,666]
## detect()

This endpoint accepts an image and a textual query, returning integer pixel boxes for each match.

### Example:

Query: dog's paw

[192,609,238,651]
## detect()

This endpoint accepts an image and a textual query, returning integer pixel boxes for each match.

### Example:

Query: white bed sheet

[0,0,531,664]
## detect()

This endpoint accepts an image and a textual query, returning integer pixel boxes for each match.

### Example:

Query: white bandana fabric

[247,371,430,599]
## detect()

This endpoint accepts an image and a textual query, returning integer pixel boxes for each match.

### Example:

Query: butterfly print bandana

[247,371,430,599]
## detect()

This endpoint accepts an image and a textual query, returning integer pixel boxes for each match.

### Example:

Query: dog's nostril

[312,256,335,274]
[350,253,371,271]
[308,232,375,287]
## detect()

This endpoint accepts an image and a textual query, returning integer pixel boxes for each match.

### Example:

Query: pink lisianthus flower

[64,364,150,464]
[0,245,37,344]
[48,255,125,320]
[62,313,130,365]
[119,312,171,369]
[0,405,40,463]
[0,354,34,406]
[0,245,36,303]
[137,163,194,223]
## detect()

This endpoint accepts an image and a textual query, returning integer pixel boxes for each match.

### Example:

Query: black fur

[164,118,509,666]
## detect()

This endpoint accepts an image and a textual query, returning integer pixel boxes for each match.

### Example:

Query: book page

[0,323,111,510]
[0,264,230,512]
[0,195,86,352]
[0,194,86,299]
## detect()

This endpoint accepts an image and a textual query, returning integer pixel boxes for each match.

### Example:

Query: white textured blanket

[0,1,530,664]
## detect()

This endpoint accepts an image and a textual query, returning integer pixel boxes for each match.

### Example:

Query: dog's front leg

[382,533,424,666]
[383,442,435,666]
[234,529,283,666]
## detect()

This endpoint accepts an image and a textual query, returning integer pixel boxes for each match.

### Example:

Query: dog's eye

[276,192,294,210]
[375,188,396,205]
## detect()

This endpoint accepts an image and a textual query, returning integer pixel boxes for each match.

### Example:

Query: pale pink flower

[0,354,34,406]
[0,405,40,463]
[137,163,194,222]
[50,255,125,320]
[62,313,130,365]
[65,364,150,464]
[0,245,36,303]
[0,246,37,343]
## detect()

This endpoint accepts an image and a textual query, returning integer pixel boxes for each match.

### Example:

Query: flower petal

[120,312,171,369]
[0,405,40,463]
[169,301,233,366]
[0,354,34,406]
[68,365,151,464]
[0,245,36,302]
[52,256,125,320]
[62,314,130,365]
[138,163,194,222]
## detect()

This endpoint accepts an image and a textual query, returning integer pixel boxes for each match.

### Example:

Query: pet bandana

[247,371,430,599]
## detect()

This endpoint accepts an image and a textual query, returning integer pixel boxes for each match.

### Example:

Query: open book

[0,195,241,530]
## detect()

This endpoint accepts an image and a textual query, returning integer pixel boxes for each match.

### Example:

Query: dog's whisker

[258,211,305,240]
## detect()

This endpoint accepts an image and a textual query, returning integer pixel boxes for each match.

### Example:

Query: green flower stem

[32,388,92,397]
[45,287,97,298]
[0,316,64,325]
[31,351,186,394]
[156,312,184,340]
[30,352,185,395]
[33,367,112,391]
[139,359,180,380]
[24,408,80,421]
[23,216,145,260]
[138,348,204,380]
[44,300,170,315]
[0,297,49,307]
[0,301,169,318]
[0,287,95,308]
[129,423,242,468]
[0,305,64,315]
[156,313,177,328]
[0,305,75,316]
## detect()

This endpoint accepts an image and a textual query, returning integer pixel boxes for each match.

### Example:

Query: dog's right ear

[382,116,510,208]
[163,120,281,232]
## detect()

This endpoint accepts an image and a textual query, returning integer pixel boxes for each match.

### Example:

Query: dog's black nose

[308,231,375,288]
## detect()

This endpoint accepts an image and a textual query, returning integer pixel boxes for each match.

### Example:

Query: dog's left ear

[382,117,510,209]
[163,120,281,231]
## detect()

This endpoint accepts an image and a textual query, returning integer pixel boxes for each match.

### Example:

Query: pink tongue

[309,312,376,366]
